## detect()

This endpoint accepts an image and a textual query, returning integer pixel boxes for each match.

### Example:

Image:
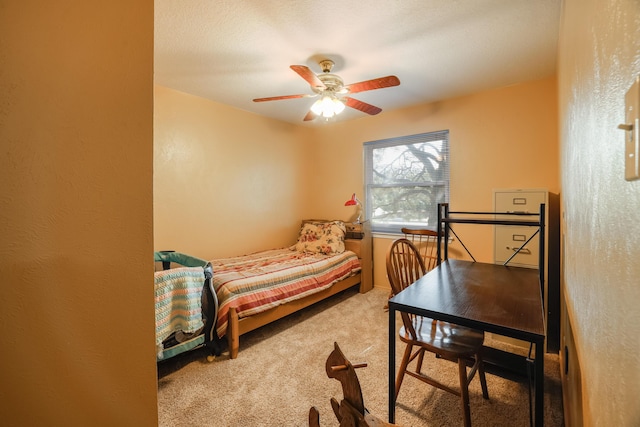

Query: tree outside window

[364,130,449,233]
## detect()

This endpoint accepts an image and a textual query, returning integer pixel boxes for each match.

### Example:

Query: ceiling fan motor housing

[313,73,345,94]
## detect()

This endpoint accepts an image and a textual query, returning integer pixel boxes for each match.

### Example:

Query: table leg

[389,307,396,424]
[535,340,544,426]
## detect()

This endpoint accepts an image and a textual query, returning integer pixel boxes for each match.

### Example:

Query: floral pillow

[295,221,346,255]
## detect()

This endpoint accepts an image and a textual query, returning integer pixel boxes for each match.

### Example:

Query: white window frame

[364,130,450,234]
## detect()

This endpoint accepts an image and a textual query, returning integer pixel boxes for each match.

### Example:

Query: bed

[212,219,363,359]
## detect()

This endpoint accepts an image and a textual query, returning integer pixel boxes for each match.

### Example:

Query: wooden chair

[400,227,439,271]
[383,228,439,309]
[386,239,489,427]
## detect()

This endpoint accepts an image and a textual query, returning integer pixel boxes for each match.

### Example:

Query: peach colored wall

[0,2,158,427]
[155,78,558,290]
[154,86,316,259]
[307,76,559,289]
[558,0,640,425]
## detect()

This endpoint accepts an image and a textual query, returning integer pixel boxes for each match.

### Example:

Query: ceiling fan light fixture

[332,97,346,114]
[311,94,345,118]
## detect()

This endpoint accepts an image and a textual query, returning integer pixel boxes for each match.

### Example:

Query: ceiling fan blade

[303,110,316,121]
[345,75,400,94]
[344,97,382,115]
[253,94,313,102]
[290,65,326,89]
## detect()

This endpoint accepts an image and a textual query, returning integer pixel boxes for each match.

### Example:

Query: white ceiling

[154,0,561,125]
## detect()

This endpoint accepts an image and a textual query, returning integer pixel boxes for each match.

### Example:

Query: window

[364,130,449,234]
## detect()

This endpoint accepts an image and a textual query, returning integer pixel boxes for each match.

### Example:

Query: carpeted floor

[157,287,564,426]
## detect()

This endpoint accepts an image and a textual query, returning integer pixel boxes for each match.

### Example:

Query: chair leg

[458,358,472,427]
[308,406,320,427]
[477,355,489,400]
[395,344,413,402]
[416,348,426,373]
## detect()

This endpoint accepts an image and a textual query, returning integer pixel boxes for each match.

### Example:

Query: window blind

[364,130,450,233]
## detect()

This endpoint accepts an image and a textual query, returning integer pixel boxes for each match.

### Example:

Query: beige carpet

[157,287,564,426]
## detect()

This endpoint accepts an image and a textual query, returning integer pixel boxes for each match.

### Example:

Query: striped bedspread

[154,266,205,358]
[212,248,361,338]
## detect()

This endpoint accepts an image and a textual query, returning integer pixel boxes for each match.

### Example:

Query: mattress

[211,248,361,337]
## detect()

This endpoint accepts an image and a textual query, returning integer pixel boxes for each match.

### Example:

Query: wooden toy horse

[308,342,395,427]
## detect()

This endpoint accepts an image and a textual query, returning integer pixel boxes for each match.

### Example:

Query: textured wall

[156,77,558,289]
[0,2,157,426]
[311,77,559,288]
[154,86,314,259]
[558,0,640,425]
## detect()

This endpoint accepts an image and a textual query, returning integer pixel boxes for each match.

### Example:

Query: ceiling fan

[253,59,400,121]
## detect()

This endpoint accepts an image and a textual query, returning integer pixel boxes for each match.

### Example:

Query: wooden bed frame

[226,272,362,359]
[225,219,367,359]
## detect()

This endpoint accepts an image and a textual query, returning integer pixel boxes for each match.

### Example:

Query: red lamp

[344,193,363,224]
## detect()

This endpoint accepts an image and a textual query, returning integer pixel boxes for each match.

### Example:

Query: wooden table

[388,259,546,426]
